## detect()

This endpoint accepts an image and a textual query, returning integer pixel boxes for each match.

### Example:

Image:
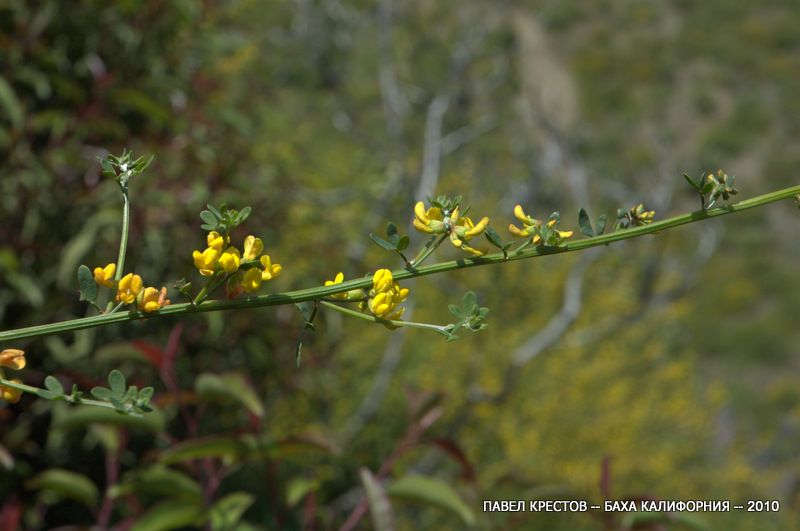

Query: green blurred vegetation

[1,0,799,529]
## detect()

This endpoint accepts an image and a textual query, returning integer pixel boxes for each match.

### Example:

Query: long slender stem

[106,189,130,312]
[115,191,130,281]
[319,301,448,335]
[1,185,797,343]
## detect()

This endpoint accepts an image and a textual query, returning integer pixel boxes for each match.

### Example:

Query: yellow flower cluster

[93,265,170,313]
[413,202,489,256]
[193,232,281,293]
[508,204,573,243]
[361,268,409,320]
[0,349,26,404]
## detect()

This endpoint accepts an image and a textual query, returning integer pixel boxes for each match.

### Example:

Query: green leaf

[294,302,313,323]
[461,291,477,311]
[44,376,65,396]
[387,474,475,527]
[396,235,410,251]
[596,214,608,235]
[91,387,113,400]
[160,437,248,465]
[195,372,265,418]
[209,492,254,531]
[77,265,98,302]
[108,370,126,397]
[386,222,399,242]
[578,208,594,237]
[26,469,99,508]
[360,468,395,531]
[200,210,217,227]
[206,204,223,220]
[237,206,252,224]
[130,500,204,531]
[483,226,505,249]
[683,172,701,191]
[448,304,464,319]
[369,233,397,251]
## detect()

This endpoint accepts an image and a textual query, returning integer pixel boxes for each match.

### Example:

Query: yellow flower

[116,273,143,304]
[0,349,25,370]
[412,201,488,256]
[372,268,394,293]
[93,263,117,288]
[260,255,281,280]
[193,247,220,276]
[0,379,22,404]
[448,207,490,256]
[325,272,347,299]
[139,286,170,313]
[207,231,226,250]
[219,247,241,274]
[413,202,447,234]
[508,204,543,242]
[241,268,263,293]
[546,218,574,239]
[242,235,264,261]
[365,269,409,320]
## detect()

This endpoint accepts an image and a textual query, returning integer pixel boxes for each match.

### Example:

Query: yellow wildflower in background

[116,273,143,304]
[0,349,26,370]
[93,263,117,288]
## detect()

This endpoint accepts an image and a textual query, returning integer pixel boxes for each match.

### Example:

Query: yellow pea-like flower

[219,247,241,274]
[241,268,263,292]
[0,349,25,370]
[242,235,264,261]
[325,272,347,299]
[412,202,445,234]
[93,263,117,288]
[116,273,143,304]
[372,269,394,293]
[509,204,542,240]
[193,247,220,276]
[260,255,282,280]
[139,286,170,313]
[207,231,226,250]
[0,380,22,403]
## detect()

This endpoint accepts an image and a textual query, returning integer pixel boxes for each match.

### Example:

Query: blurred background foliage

[1,0,799,529]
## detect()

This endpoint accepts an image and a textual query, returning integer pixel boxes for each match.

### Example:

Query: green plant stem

[115,191,130,281]
[0,377,122,411]
[319,301,449,336]
[1,184,798,343]
[105,190,130,312]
